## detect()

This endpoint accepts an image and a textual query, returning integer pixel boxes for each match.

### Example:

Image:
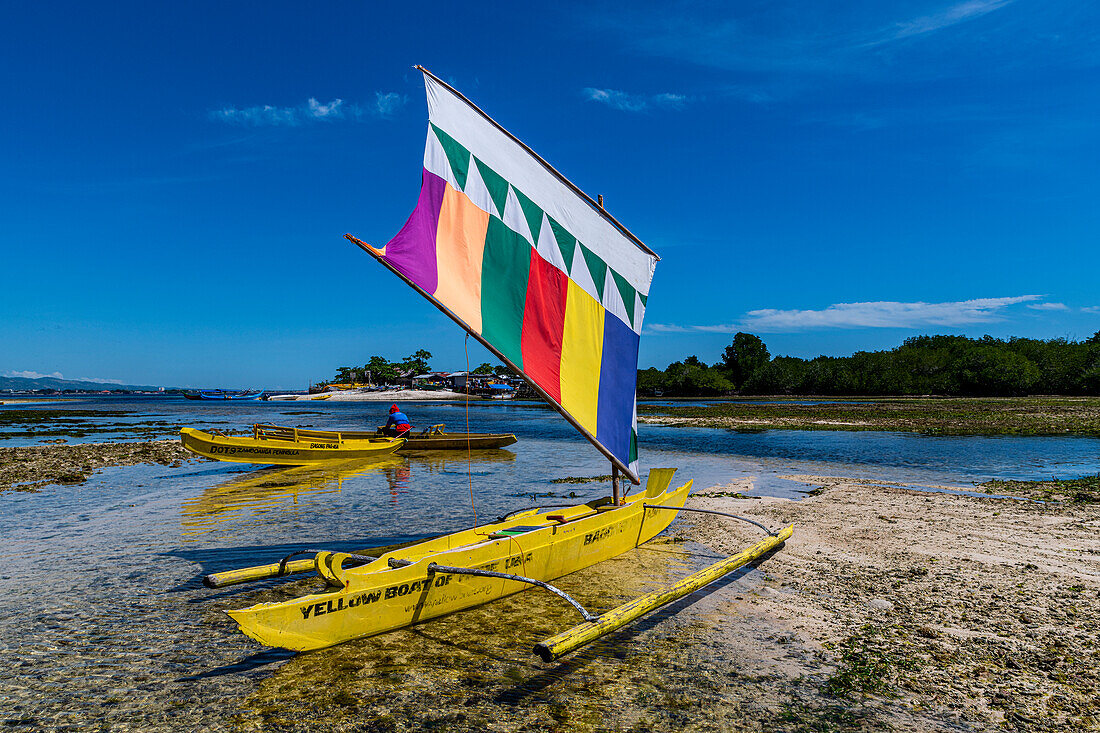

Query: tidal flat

[639,396,1100,435]
[684,477,1100,732]
[3,398,1100,731]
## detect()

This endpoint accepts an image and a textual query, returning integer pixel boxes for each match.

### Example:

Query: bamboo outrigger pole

[534,524,794,662]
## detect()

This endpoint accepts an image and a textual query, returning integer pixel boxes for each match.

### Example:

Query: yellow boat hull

[179,427,403,465]
[226,473,693,651]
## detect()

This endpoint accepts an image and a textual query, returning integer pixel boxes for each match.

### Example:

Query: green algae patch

[981,474,1100,505]
[552,474,615,484]
[0,408,183,440]
[0,440,196,492]
[822,624,918,698]
[639,397,1100,436]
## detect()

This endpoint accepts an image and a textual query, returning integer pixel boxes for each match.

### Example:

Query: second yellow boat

[179,425,404,465]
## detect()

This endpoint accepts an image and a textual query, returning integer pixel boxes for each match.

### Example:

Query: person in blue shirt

[382,404,412,436]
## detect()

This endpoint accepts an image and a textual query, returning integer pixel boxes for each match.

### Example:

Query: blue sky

[3,1,1098,388]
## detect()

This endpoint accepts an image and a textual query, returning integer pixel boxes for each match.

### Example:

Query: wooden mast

[599,192,622,504]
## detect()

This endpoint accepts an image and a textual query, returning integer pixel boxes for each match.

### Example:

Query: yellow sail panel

[559,280,605,437]
[434,185,489,334]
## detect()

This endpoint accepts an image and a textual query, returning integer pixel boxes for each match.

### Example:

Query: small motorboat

[197,390,265,401]
[372,423,517,450]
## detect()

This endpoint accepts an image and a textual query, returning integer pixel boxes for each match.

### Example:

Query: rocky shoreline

[0,440,195,492]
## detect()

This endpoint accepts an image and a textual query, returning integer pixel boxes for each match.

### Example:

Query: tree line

[638,332,1100,397]
[317,350,506,388]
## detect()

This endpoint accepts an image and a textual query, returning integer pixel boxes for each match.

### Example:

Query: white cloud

[211,93,405,126]
[371,92,406,118]
[647,295,1047,334]
[3,370,63,379]
[73,376,125,385]
[306,97,343,119]
[1081,306,1100,314]
[1027,302,1068,311]
[2,370,124,384]
[876,0,1014,45]
[583,88,686,112]
[592,0,1018,85]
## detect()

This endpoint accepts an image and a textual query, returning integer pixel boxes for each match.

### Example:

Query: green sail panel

[474,158,510,218]
[511,186,544,243]
[579,243,607,300]
[480,216,532,370]
[430,123,470,191]
[548,216,576,272]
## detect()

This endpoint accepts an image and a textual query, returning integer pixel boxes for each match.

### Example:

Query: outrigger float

[207,67,792,660]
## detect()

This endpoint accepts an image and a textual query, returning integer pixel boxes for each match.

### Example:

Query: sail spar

[348,67,658,483]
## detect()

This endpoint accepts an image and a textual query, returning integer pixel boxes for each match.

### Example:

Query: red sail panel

[520,250,569,403]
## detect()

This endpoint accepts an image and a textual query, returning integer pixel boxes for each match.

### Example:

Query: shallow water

[5,396,1099,492]
[2,397,1099,729]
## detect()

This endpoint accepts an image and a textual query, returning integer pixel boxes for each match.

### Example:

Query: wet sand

[676,477,1100,731]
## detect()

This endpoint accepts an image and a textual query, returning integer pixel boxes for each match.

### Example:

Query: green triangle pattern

[611,270,636,325]
[547,216,576,272]
[638,292,647,307]
[629,428,638,464]
[474,158,510,218]
[579,244,607,300]
[430,124,470,191]
[511,186,544,243]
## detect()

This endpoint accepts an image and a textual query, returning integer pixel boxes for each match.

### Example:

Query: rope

[276,549,378,576]
[643,504,778,537]
[464,333,476,528]
[494,502,600,523]
[426,562,598,622]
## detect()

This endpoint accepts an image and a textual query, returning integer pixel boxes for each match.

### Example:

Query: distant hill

[0,375,163,392]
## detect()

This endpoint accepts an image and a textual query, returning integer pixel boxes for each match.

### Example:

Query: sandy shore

[675,476,1100,731]
[267,389,473,402]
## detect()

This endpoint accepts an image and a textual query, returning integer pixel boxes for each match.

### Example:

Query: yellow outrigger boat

[207,468,792,658]
[206,68,791,661]
[180,425,404,465]
[214,469,691,651]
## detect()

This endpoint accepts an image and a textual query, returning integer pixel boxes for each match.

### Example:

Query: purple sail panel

[382,169,446,294]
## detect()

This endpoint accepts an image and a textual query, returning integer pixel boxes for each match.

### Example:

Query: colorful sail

[349,68,657,482]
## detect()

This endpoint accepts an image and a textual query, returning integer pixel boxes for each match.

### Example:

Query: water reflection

[404,448,517,473]
[181,450,518,538]
[181,457,404,538]
[383,460,411,503]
